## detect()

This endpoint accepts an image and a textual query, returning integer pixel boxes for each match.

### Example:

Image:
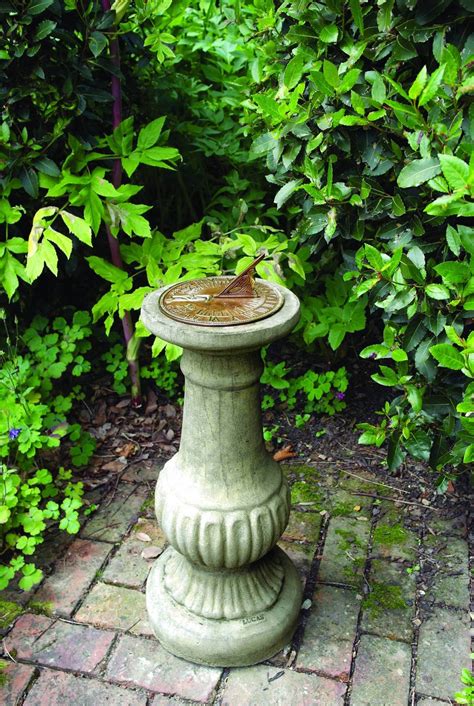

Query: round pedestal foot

[146,546,302,667]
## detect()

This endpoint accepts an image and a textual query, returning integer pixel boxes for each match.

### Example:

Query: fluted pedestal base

[146,546,302,667]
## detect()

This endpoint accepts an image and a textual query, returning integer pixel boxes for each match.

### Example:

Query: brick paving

[0,465,471,705]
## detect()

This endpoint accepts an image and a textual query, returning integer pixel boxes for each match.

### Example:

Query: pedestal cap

[141,280,300,353]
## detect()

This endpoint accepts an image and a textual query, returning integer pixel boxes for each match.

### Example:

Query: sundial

[159,254,284,326]
[141,263,302,668]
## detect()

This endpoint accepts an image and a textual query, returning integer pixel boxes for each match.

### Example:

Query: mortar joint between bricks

[342,497,378,706]
[286,508,331,664]
[209,666,230,705]
[407,518,427,706]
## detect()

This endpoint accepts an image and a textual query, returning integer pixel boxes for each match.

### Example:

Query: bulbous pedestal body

[141,282,302,667]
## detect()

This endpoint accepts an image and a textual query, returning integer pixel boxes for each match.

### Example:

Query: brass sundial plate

[159,277,284,326]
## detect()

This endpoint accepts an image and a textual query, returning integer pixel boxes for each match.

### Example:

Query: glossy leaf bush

[235,0,473,483]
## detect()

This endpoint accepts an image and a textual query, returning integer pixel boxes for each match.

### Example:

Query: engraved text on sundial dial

[159,256,284,326]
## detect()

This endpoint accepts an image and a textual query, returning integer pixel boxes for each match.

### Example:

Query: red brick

[106,634,222,702]
[23,669,147,706]
[350,635,411,706]
[0,659,36,705]
[5,614,114,674]
[297,586,360,679]
[81,484,148,543]
[74,582,152,636]
[221,665,346,705]
[34,539,111,616]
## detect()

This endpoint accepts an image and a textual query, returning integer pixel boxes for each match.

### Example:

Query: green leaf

[397,158,441,188]
[425,284,450,300]
[274,179,303,209]
[434,261,470,284]
[107,202,151,238]
[60,212,92,246]
[34,19,57,41]
[137,117,166,150]
[283,55,304,89]
[28,0,54,15]
[319,24,338,43]
[328,325,345,350]
[364,244,383,271]
[371,73,386,104]
[446,225,461,256]
[349,0,364,34]
[0,506,11,523]
[323,60,339,88]
[408,65,428,100]
[35,157,60,177]
[438,154,469,190]
[254,95,282,121]
[419,64,446,106]
[89,31,108,58]
[429,343,464,370]
[87,256,128,284]
[44,228,72,259]
[20,167,39,198]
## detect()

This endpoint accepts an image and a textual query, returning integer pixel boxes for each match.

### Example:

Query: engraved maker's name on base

[242,614,265,625]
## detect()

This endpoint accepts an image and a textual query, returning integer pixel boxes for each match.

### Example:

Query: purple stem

[101,0,142,405]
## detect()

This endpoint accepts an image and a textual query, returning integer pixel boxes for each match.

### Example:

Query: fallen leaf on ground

[136,532,152,542]
[101,459,127,473]
[273,445,297,462]
[115,442,137,458]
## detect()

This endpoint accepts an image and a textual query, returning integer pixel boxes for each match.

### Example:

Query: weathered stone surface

[0,659,35,705]
[297,585,360,679]
[350,634,411,706]
[102,518,167,588]
[23,669,147,705]
[281,510,322,544]
[416,608,471,700]
[328,488,373,519]
[75,582,151,635]
[360,559,415,642]
[106,633,222,701]
[278,540,313,581]
[221,665,346,705]
[151,697,189,706]
[317,517,369,586]
[371,515,418,562]
[5,614,114,673]
[425,512,467,537]
[34,539,111,616]
[424,536,470,608]
[122,462,163,483]
[416,699,449,705]
[81,484,148,543]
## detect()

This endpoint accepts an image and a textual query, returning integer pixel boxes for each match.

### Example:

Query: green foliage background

[0,0,473,586]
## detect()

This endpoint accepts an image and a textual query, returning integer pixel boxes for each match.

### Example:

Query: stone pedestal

[141,282,302,667]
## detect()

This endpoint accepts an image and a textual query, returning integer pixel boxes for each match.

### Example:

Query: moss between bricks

[362,582,408,617]
[0,659,10,687]
[0,600,22,630]
[373,524,408,546]
[27,600,53,617]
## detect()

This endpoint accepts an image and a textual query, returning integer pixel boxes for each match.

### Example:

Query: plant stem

[101,0,142,405]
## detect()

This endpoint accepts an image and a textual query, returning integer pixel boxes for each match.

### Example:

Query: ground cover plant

[0,0,473,590]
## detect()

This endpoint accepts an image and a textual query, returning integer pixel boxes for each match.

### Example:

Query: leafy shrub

[235,0,473,482]
[0,311,95,590]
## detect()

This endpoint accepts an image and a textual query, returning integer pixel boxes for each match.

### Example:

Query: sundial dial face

[160,276,284,326]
